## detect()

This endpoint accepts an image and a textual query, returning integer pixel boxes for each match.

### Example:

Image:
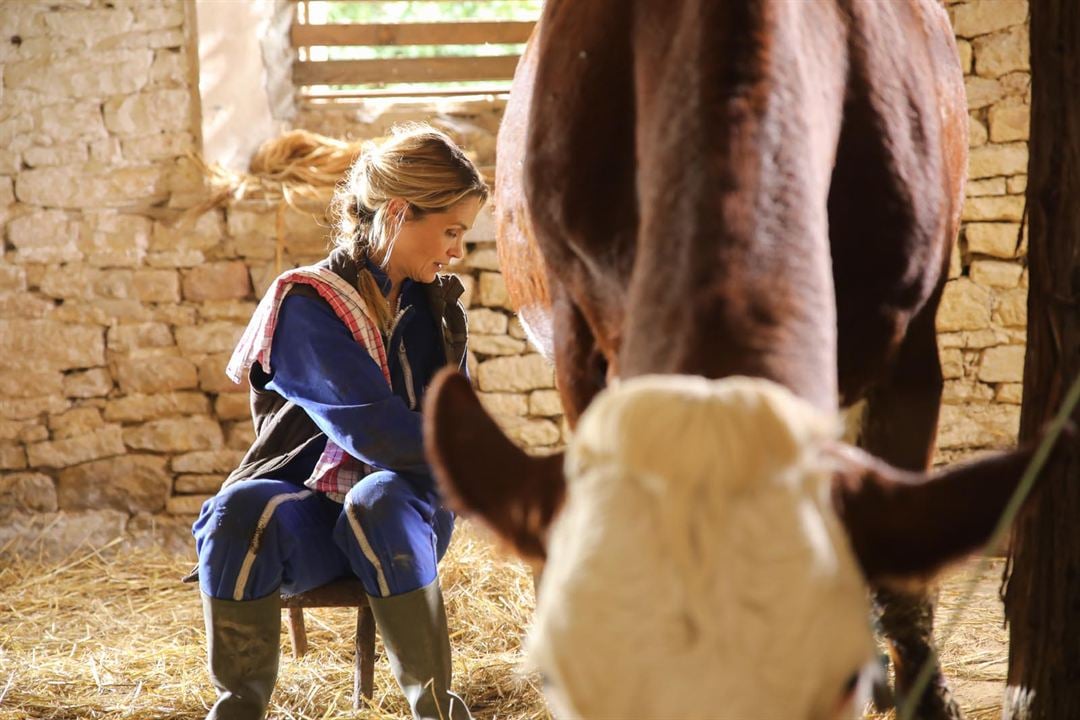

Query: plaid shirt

[227,266,390,502]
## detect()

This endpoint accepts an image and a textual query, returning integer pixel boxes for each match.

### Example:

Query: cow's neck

[615,0,849,413]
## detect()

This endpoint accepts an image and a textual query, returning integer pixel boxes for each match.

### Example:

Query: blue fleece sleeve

[264,293,429,475]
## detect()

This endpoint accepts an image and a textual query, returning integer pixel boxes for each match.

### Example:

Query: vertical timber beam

[1003,2,1080,718]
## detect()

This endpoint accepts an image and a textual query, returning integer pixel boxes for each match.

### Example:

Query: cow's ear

[828,443,1034,586]
[423,368,566,560]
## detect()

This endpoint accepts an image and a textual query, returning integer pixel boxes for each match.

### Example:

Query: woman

[193,125,488,720]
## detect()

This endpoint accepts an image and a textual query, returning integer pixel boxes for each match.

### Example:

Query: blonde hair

[331,124,489,331]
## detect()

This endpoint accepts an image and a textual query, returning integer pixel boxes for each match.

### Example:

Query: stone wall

[936,0,1030,462]
[0,0,562,558]
[0,0,1031,558]
[0,0,212,556]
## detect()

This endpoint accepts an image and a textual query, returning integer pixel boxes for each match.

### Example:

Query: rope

[897,369,1080,720]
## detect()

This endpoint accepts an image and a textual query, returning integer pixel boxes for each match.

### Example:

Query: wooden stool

[281,578,376,709]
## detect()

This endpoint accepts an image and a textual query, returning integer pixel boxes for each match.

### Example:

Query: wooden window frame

[293,0,537,99]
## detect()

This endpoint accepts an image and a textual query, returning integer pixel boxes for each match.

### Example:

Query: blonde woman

[192,126,487,720]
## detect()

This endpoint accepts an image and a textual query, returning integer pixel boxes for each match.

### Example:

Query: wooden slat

[292,21,534,47]
[294,55,521,86]
[301,85,512,99]
[294,0,533,3]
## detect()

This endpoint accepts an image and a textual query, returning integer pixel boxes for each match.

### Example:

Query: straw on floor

[0,521,1010,720]
[0,521,545,720]
[867,558,1010,720]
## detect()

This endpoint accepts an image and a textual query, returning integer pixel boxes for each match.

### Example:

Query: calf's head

[425,370,1034,719]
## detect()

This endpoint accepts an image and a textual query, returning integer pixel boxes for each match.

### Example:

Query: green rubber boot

[368,580,473,720]
[201,591,280,720]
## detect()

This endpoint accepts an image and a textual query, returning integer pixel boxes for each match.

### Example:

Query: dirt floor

[0,522,1011,719]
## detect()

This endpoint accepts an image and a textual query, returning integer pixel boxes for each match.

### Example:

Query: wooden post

[287,607,308,657]
[356,605,377,707]
[1002,1,1080,717]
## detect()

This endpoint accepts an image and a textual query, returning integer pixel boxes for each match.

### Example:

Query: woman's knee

[194,480,295,549]
[343,471,422,522]
[195,481,336,599]
[336,473,448,596]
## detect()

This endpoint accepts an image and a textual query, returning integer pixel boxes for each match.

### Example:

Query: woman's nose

[449,237,464,259]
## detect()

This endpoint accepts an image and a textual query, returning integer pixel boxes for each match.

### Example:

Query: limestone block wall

[0,15,561,558]
[0,0,1031,558]
[935,0,1031,462]
[0,0,211,555]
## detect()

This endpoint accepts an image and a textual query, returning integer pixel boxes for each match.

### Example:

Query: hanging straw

[184,129,371,220]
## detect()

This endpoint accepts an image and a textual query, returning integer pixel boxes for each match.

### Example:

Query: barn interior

[0,1,1040,718]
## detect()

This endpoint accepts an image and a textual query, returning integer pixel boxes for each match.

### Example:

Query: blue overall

[194,264,458,601]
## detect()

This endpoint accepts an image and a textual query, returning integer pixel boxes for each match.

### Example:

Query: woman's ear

[386,198,410,224]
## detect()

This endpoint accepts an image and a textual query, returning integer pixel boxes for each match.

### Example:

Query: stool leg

[355,605,376,708]
[287,607,308,657]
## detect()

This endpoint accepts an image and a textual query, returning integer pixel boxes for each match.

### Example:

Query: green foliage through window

[302,1,542,95]
[324,1,543,24]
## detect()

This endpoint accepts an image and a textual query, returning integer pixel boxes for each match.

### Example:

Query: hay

[248,131,363,189]
[0,521,547,720]
[865,557,1011,720]
[0,525,1012,720]
[183,129,368,276]
[187,129,365,221]
[188,127,494,217]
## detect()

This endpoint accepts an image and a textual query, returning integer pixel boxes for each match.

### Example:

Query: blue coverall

[193,268,457,602]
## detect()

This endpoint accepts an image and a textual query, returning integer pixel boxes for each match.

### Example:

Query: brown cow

[426,2,1043,718]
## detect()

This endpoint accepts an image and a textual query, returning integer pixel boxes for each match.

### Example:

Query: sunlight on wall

[195,0,294,170]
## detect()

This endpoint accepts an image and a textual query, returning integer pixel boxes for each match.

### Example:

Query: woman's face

[387,195,483,285]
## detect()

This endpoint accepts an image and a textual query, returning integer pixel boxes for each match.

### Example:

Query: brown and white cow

[425,1,1045,718]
